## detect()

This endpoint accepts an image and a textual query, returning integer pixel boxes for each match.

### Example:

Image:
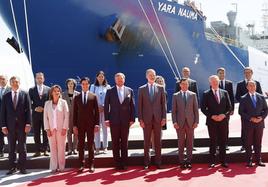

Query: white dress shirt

[116,85,125,103]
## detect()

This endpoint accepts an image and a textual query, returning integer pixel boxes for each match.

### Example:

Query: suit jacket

[238,93,268,128]
[201,89,232,126]
[235,80,262,102]
[73,92,99,130]
[0,90,32,130]
[174,78,199,101]
[138,84,167,124]
[220,80,235,111]
[172,90,199,127]
[104,86,135,125]
[62,90,80,128]
[0,86,11,123]
[29,85,50,115]
[43,98,69,131]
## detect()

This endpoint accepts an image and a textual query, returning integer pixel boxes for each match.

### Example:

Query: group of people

[0,66,267,175]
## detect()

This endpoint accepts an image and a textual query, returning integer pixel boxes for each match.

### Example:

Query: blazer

[0,86,11,123]
[73,92,99,130]
[238,93,268,128]
[138,84,167,124]
[0,90,32,130]
[174,78,199,101]
[201,89,232,126]
[235,80,262,102]
[44,98,69,131]
[172,90,199,127]
[29,85,50,115]
[220,80,235,111]
[62,90,80,128]
[104,86,135,125]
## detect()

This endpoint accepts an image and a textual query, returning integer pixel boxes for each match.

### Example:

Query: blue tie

[251,94,256,108]
[183,92,187,106]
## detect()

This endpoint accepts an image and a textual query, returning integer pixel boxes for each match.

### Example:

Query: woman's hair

[65,78,77,90]
[49,84,62,100]
[94,71,108,86]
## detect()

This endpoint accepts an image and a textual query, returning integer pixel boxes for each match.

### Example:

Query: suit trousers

[110,124,129,167]
[7,124,27,170]
[207,123,228,163]
[143,117,162,166]
[241,119,247,148]
[177,123,194,163]
[48,129,66,171]
[246,127,263,163]
[33,113,48,152]
[78,127,94,167]
[0,131,4,153]
[94,112,108,149]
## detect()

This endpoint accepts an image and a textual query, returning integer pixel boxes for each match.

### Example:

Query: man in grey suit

[138,69,167,169]
[172,78,199,169]
[0,75,11,157]
[238,80,268,167]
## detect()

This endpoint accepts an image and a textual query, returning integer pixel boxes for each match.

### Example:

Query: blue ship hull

[0,0,250,107]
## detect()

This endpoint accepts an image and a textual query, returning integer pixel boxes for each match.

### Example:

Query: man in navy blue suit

[239,80,268,167]
[1,76,32,175]
[0,75,11,157]
[235,67,263,152]
[104,73,135,170]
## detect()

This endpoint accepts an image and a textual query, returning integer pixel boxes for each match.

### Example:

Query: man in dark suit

[238,80,268,167]
[235,67,263,151]
[1,76,32,175]
[217,67,235,149]
[201,75,232,168]
[138,69,167,169]
[73,77,99,173]
[29,72,50,157]
[104,73,135,170]
[174,67,199,101]
[172,78,199,169]
[0,75,11,157]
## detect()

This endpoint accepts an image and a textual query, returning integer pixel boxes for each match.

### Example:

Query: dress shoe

[95,149,100,155]
[180,163,186,169]
[51,169,57,174]
[240,147,245,152]
[225,146,230,151]
[186,163,192,169]
[78,166,84,172]
[144,165,149,170]
[43,151,49,156]
[121,165,128,170]
[20,169,28,174]
[221,163,229,168]
[0,152,4,158]
[192,147,197,151]
[256,162,266,167]
[209,163,216,168]
[103,148,108,154]
[246,161,253,167]
[33,152,41,157]
[67,151,72,156]
[6,168,17,175]
[89,164,95,173]
[115,166,121,170]
[73,150,77,155]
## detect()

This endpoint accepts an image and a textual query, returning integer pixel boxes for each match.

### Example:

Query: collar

[116,85,125,90]
[12,89,20,94]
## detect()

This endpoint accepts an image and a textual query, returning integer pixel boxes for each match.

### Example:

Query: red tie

[214,90,219,104]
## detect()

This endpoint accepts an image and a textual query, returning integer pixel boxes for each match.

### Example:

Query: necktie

[214,90,220,104]
[13,91,17,109]
[118,88,123,104]
[149,84,154,101]
[0,88,3,99]
[183,92,187,106]
[251,94,256,108]
[38,85,43,98]
[220,80,224,89]
[83,92,87,104]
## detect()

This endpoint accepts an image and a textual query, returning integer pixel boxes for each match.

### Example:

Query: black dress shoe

[73,150,78,155]
[89,164,95,173]
[20,169,28,174]
[209,163,216,168]
[246,161,253,167]
[186,163,192,169]
[180,163,186,169]
[144,165,149,170]
[121,165,128,170]
[78,166,84,172]
[221,163,229,168]
[33,152,41,157]
[6,168,17,175]
[67,151,72,156]
[225,146,230,151]
[240,147,245,152]
[43,151,49,156]
[256,162,266,167]
[0,152,4,158]
[156,164,164,169]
